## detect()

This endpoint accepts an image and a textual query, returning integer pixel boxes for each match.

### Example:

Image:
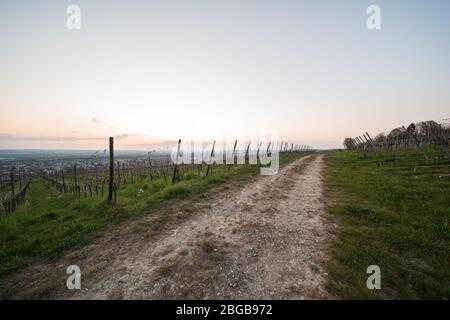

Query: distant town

[0,149,170,183]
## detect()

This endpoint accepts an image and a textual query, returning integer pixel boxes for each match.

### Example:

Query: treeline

[343,120,450,158]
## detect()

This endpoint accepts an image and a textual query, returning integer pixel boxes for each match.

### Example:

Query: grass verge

[323,148,449,299]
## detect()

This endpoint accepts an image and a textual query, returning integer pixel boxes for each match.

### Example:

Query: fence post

[73,165,78,196]
[245,141,251,163]
[363,134,373,149]
[10,168,15,198]
[161,157,167,184]
[257,142,262,159]
[62,170,66,193]
[206,140,216,176]
[265,141,271,157]
[117,161,120,189]
[10,168,15,211]
[228,140,238,170]
[148,153,153,181]
[108,137,114,201]
[172,139,181,184]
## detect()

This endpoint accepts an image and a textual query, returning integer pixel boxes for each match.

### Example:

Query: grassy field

[324,147,450,299]
[0,152,306,278]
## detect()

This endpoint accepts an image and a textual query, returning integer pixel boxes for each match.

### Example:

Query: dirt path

[2,154,335,299]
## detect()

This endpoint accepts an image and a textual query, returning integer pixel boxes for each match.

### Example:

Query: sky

[0,0,449,150]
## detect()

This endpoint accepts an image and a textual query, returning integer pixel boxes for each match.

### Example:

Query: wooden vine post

[228,140,238,170]
[172,139,181,184]
[73,165,78,196]
[245,141,251,164]
[148,152,153,181]
[10,167,15,211]
[116,161,120,189]
[206,140,216,176]
[108,137,114,201]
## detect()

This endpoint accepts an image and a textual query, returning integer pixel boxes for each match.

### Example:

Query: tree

[343,138,357,150]
[374,133,386,143]
[407,123,416,134]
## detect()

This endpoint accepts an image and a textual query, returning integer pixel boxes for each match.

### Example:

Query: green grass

[324,147,450,299]
[0,152,306,279]
[199,240,218,254]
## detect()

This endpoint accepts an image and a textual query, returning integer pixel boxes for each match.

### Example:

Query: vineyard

[343,119,450,159]
[0,140,312,277]
[0,139,312,215]
[1,120,448,299]
[0,173,32,214]
[325,118,450,299]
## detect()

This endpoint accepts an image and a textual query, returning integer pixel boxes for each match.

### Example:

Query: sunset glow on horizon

[1,0,449,150]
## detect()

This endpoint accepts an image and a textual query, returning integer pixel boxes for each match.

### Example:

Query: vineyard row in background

[342,119,450,159]
[0,139,313,214]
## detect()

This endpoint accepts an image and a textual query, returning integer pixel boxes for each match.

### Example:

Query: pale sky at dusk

[1,0,449,149]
